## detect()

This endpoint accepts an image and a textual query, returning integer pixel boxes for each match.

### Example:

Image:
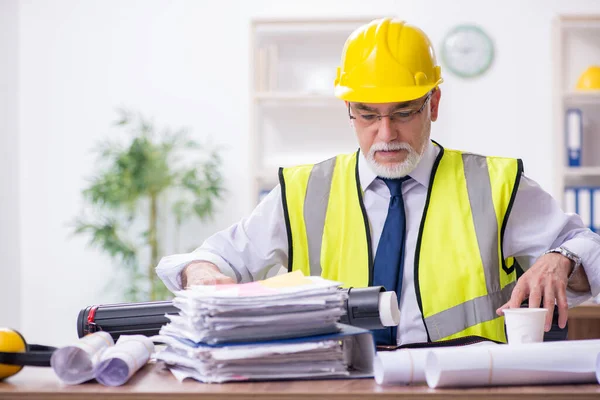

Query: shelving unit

[249,18,373,207]
[553,15,600,233]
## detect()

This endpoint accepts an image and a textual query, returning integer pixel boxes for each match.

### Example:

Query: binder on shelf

[564,187,576,214]
[258,188,272,204]
[577,187,592,229]
[565,108,582,167]
[594,188,600,233]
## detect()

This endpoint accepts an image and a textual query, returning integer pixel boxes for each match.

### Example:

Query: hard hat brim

[334,80,442,104]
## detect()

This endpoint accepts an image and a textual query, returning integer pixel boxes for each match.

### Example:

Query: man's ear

[430,88,442,122]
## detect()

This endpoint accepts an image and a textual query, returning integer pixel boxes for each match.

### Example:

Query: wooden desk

[1,362,599,400]
[569,304,600,340]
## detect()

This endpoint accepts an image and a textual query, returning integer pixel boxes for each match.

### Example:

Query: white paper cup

[503,308,547,344]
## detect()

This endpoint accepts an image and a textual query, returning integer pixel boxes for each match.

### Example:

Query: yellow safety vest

[279,141,522,343]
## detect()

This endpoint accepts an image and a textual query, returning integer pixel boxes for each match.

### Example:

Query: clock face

[441,25,494,78]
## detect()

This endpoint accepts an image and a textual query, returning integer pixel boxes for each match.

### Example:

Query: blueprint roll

[566,109,582,167]
[95,335,154,387]
[50,331,114,385]
[425,339,600,388]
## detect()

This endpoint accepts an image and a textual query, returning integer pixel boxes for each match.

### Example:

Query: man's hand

[181,261,236,288]
[496,253,572,332]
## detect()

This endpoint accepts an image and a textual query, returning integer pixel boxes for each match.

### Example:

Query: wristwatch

[544,246,582,279]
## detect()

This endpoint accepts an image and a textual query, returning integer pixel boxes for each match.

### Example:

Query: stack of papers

[160,271,346,344]
[154,271,375,383]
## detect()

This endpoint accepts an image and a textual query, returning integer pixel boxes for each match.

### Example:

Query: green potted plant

[73,109,225,301]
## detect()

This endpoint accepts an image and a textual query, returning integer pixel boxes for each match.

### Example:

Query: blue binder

[565,109,582,167]
[594,187,600,234]
[157,324,376,381]
[570,186,595,231]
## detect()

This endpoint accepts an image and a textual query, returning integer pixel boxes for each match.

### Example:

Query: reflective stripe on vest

[280,152,371,288]
[416,148,521,342]
[280,142,522,342]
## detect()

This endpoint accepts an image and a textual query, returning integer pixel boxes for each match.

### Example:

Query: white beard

[366,141,424,179]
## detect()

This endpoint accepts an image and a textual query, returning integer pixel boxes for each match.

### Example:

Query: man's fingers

[542,288,555,332]
[496,301,509,316]
[216,275,236,284]
[528,287,542,309]
[497,284,526,316]
[185,275,215,288]
[508,284,528,309]
[555,281,569,329]
[185,272,234,288]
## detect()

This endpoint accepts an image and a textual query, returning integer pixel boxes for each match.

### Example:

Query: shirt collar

[358,140,439,191]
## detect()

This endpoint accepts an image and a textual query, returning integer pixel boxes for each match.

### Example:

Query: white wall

[0,0,20,330]
[14,0,600,346]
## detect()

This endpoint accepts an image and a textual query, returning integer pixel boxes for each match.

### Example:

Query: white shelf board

[255,92,340,101]
[564,167,600,176]
[564,91,600,105]
[560,20,600,31]
[253,20,370,35]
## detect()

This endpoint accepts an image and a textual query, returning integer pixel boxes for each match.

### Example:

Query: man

[157,18,599,346]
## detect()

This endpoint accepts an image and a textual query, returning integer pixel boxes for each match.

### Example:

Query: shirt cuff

[561,237,600,304]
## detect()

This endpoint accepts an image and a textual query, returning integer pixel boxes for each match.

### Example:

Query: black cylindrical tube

[77,301,178,341]
[78,286,389,340]
[339,286,385,330]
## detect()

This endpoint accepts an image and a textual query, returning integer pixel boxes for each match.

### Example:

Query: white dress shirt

[156,141,600,345]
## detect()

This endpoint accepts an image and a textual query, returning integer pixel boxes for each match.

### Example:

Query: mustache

[369,142,415,154]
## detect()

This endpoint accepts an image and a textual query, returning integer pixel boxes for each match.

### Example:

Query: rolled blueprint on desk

[50,331,114,385]
[95,335,155,386]
[374,341,497,385]
[425,339,600,388]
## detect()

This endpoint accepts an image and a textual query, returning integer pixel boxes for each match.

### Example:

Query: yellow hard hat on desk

[576,66,600,91]
[334,17,443,103]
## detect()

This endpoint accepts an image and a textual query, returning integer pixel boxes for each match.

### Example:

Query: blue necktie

[372,176,410,346]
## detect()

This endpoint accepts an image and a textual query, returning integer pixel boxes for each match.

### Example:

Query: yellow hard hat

[576,66,600,91]
[334,18,443,103]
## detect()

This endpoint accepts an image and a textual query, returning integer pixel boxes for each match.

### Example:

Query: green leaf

[73,109,226,301]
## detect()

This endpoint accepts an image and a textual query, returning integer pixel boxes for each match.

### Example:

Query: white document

[155,337,348,383]
[374,341,497,385]
[50,331,114,385]
[578,188,592,228]
[94,335,155,387]
[154,271,375,383]
[425,339,600,388]
[154,323,375,383]
[163,271,347,344]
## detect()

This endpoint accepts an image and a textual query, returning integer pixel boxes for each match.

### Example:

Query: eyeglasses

[348,91,433,128]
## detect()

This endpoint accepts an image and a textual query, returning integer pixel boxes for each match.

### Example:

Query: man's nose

[376,116,398,142]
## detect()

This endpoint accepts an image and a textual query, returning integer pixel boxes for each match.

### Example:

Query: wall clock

[441,24,494,78]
